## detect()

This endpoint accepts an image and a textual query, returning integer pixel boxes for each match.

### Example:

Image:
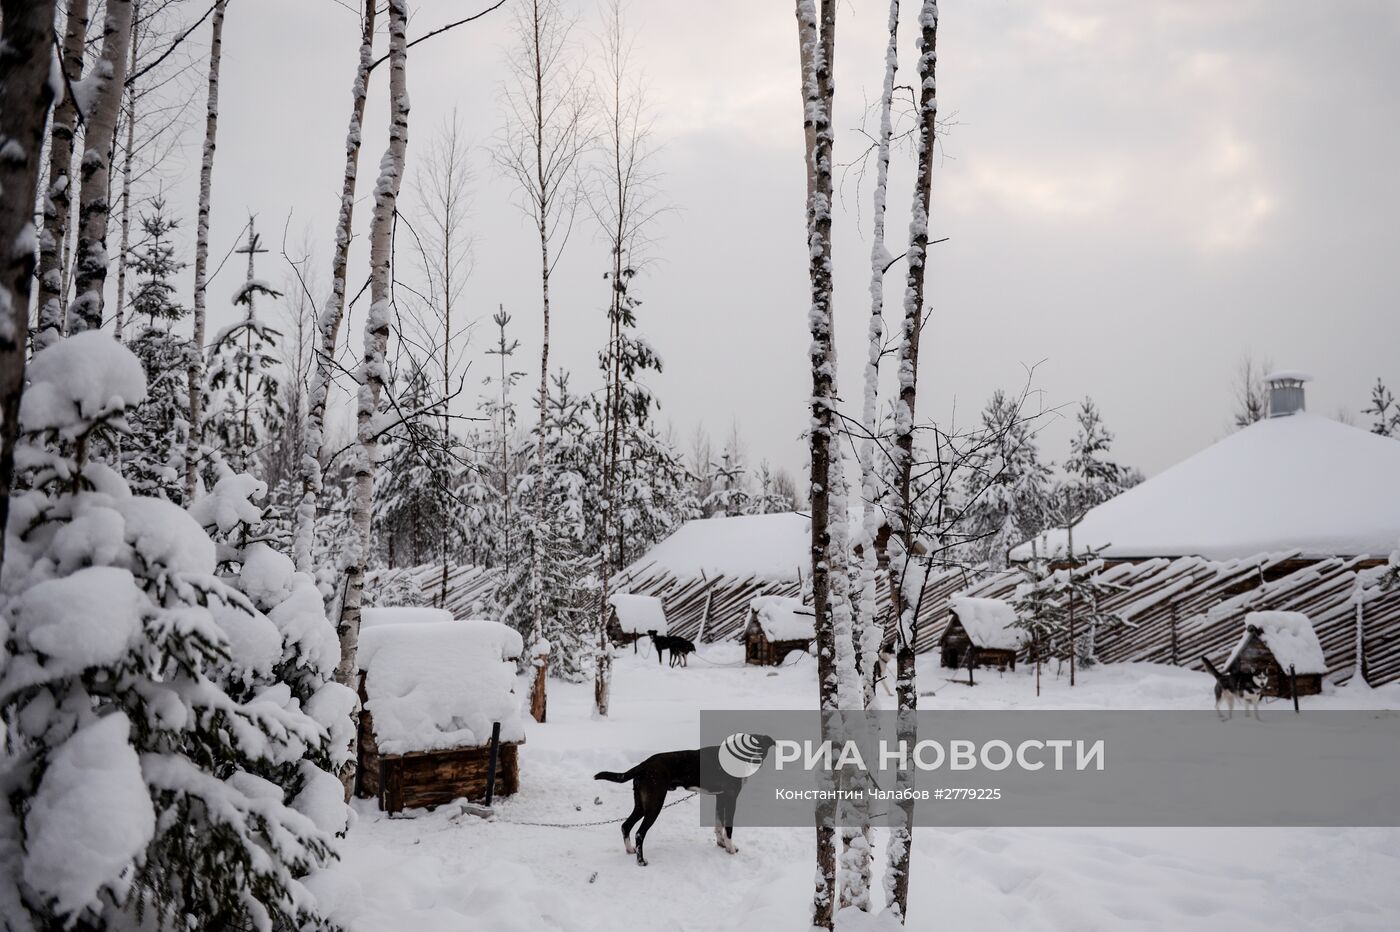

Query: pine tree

[123,202,197,503]
[1363,378,1398,438]
[705,429,751,516]
[202,274,287,476]
[1060,396,1124,518]
[2,334,343,929]
[963,390,1051,570]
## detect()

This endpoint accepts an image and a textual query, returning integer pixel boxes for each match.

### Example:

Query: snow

[18,332,147,438]
[623,512,810,582]
[13,567,144,670]
[1226,611,1328,675]
[189,473,266,536]
[749,595,815,641]
[361,606,454,628]
[358,620,526,754]
[950,596,1025,651]
[314,649,1400,931]
[608,593,667,635]
[118,496,217,575]
[1014,414,1400,561]
[23,714,155,918]
[1263,369,1312,383]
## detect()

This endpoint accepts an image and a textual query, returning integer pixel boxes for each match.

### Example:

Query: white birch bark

[65,0,135,335]
[0,0,59,572]
[33,0,88,351]
[184,0,226,499]
[885,2,939,923]
[295,0,377,576]
[338,0,411,692]
[113,0,143,342]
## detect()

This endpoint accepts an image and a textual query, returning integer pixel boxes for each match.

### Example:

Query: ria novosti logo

[718,733,775,778]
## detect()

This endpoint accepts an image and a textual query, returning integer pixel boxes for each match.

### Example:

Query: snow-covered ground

[312,646,1400,931]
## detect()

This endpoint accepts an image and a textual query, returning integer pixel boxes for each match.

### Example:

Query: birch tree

[591,0,661,717]
[796,1,845,927]
[0,0,58,573]
[496,0,587,667]
[842,0,901,912]
[296,0,376,576]
[33,0,88,351]
[338,0,411,702]
[66,0,136,335]
[885,1,939,921]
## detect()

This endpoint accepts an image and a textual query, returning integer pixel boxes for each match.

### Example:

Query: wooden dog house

[939,596,1025,672]
[1222,610,1326,698]
[355,614,526,813]
[744,596,815,666]
[606,593,668,652]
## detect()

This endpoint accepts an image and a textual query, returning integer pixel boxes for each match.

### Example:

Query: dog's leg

[720,793,738,854]
[1226,691,1235,720]
[633,787,663,867]
[622,788,644,855]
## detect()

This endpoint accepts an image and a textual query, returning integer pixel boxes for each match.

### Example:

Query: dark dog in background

[648,629,696,667]
[1201,656,1265,720]
[872,642,897,696]
[594,734,776,866]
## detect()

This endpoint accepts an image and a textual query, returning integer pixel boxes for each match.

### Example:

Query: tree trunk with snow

[797,1,841,927]
[113,0,143,342]
[184,0,226,499]
[0,0,58,573]
[295,0,376,576]
[33,0,88,351]
[885,1,938,922]
[65,0,135,335]
[338,0,410,704]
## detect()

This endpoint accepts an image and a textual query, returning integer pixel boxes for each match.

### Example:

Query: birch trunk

[338,0,410,699]
[885,1,939,922]
[185,0,227,498]
[65,0,135,335]
[33,0,87,351]
[0,0,59,573]
[797,1,840,928]
[295,0,376,575]
[114,0,142,341]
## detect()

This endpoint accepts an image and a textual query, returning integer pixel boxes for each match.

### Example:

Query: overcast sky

[162,0,1400,482]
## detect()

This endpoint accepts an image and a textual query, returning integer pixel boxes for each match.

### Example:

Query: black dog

[594,734,776,866]
[647,629,696,667]
[1201,656,1265,720]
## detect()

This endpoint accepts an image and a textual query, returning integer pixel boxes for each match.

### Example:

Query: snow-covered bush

[0,335,349,929]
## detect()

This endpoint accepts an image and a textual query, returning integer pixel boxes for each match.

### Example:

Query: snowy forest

[2,0,1400,930]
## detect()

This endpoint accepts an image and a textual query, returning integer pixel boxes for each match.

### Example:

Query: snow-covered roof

[748,595,815,642]
[623,512,810,582]
[1225,611,1327,675]
[358,620,525,755]
[1263,369,1312,383]
[1011,414,1400,562]
[608,593,667,634]
[948,596,1026,651]
[361,606,455,628]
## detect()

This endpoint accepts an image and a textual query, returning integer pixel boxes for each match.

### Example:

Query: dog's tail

[593,767,637,784]
[1200,656,1225,681]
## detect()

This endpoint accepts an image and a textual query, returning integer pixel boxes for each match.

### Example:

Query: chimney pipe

[1265,369,1310,418]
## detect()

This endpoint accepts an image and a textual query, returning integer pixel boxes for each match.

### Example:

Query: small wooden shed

[744,596,815,666]
[355,616,526,813]
[939,596,1026,672]
[606,593,668,652]
[1223,610,1326,698]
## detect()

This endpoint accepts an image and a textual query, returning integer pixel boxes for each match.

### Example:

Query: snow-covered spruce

[1,335,348,928]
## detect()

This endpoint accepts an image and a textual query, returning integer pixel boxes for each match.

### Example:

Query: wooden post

[1355,601,1367,686]
[484,722,502,806]
[1290,664,1299,714]
[529,646,549,723]
[1169,602,1179,666]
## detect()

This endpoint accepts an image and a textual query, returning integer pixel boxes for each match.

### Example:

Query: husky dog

[594,734,777,866]
[1201,656,1266,720]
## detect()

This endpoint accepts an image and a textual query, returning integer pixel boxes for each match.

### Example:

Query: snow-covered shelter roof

[1225,611,1327,675]
[358,619,525,755]
[608,593,668,634]
[948,596,1026,651]
[622,512,811,582]
[361,606,454,628]
[748,596,815,642]
[1011,414,1400,562]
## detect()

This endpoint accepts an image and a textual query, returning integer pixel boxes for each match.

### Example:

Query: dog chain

[492,791,699,829]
